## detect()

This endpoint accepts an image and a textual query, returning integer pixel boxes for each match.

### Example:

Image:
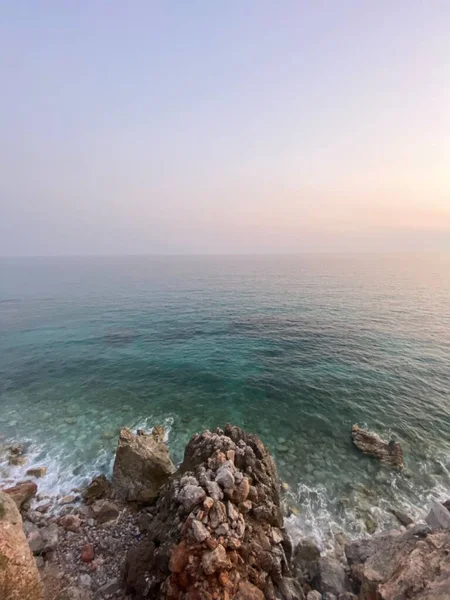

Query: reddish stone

[169,541,190,573]
[206,538,219,550]
[81,544,95,563]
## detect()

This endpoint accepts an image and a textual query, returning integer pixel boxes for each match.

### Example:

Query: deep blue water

[1,254,450,546]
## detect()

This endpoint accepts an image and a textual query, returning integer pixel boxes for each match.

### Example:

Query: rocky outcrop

[0,490,44,600]
[3,480,38,509]
[124,424,292,600]
[351,425,404,468]
[346,524,450,599]
[111,427,176,503]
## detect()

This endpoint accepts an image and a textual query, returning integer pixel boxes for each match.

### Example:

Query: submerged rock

[351,424,404,468]
[0,491,44,600]
[26,467,47,478]
[111,427,175,502]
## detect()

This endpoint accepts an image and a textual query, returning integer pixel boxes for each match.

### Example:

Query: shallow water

[1,254,449,548]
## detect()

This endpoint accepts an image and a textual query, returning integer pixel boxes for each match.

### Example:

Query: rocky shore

[1,424,450,600]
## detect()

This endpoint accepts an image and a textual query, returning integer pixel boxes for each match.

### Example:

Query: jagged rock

[97,578,121,596]
[390,508,414,527]
[124,425,286,600]
[352,424,403,468]
[236,581,265,600]
[206,480,224,500]
[293,539,321,582]
[58,514,82,532]
[111,427,175,502]
[192,519,210,542]
[315,557,351,596]
[202,543,231,574]
[26,467,47,478]
[90,499,120,523]
[82,474,111,504]
[178,484,205,511]
[425,501,450,530]
[0,491,44,600]
[278,577,306,600]
[306,592,321,600]
[3,480,38,509]
[346,524,450,599]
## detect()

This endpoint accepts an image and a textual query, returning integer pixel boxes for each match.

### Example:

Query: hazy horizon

[1,2,449,256]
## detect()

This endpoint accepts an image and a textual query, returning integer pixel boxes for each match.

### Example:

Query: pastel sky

[1,1,449,255]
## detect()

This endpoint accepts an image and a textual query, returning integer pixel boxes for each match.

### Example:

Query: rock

[26,467,47,478]
[58,514,82,532]
[91,499,120,524]
[3,480,38,509]
[293,539,321,582]
[36,501,52,513]
[425,501,450,530]
[443,498,450,512]
[124,425,288,600]
[111,427,175,502]
[315,556,351,596]
[78,573,92,588]
[178,484,206,511]
[97,577,120,596]
[206,480,224,500]
[60,494,77,505]
[169,540,189,573]
[201,543,231,574]
[209,500,228,528]
[232,476,250,503]
[192,519,210,542]
[81,544,95,563]
[390,508,414,527]
[215,460,235,489]
[236,581,265,600]
[82,474,110,504]
[278,577,305,600]
[227,500,239,521]
[364,515,378,534]
[346,524,450,599]
[351,424,404,468]
[0,491,44,599]
[306,592,321,600]
[9,455,27,466]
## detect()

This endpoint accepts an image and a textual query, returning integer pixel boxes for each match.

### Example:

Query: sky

[1,1,449,255]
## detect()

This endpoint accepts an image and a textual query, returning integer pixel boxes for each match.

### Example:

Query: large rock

[3,480,38,509]
[346,524,450,599]
[314,557,351,596]
[82,474,111,504]
[0,491,44,600]
[425,501,450,530]
[124,425,288,600]
[351,425,404,468]
[111,427,175,502]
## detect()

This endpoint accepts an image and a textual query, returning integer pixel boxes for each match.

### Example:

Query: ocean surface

[1,254,450,548]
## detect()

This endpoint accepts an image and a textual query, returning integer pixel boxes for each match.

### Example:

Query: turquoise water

[1,254,450,546]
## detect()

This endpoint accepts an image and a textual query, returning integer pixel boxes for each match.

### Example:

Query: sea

[1,254,449,549]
